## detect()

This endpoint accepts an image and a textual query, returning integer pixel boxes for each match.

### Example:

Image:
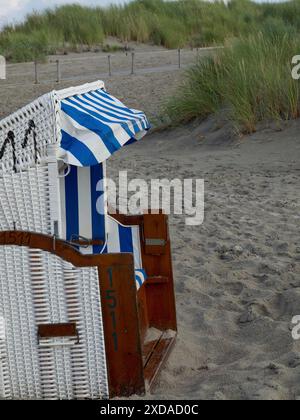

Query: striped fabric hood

[58,86,150,167]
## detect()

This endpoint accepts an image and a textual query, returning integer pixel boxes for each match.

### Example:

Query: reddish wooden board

[99,262,145,398]
[111,212,178,391]
[111,212,177,333]
[143,332,177,390]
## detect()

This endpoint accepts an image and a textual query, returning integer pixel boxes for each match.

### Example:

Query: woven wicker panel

[0,246,109,400]
[0,246,41,399]
[0,312,10,399]
[0,93,58,174]
[0,165,52,234]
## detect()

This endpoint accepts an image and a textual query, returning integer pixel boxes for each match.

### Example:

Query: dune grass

[165,33,300,133]
[0,5,104,61]
[2,0,300,62]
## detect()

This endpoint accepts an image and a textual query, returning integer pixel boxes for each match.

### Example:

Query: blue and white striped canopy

[60,164,147,289]
[58,88,150,166]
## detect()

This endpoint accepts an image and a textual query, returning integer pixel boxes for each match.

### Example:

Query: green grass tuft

[165,33,300,133]
[2,0,300,62]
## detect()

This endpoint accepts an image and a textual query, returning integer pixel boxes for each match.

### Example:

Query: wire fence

[0,47,222,87]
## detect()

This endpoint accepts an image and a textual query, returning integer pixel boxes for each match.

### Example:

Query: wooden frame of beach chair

[0,220,177,398]
[111,211,177,396]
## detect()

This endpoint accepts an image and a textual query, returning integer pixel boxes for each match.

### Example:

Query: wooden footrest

[143,330,176,391]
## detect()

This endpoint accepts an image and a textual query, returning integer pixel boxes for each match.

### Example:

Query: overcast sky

[0,0,290,28]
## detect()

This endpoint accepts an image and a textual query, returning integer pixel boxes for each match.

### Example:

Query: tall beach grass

[166,33,300,133]
[2,0,300,62]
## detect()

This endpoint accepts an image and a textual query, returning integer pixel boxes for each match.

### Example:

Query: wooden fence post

[56,59,61,83]
[131,52,135,75]
[108,55,112,76]
[178,49,181,69]
[34,61,39,84]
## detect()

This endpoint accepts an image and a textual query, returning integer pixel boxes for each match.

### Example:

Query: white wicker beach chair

[0,81,177,400]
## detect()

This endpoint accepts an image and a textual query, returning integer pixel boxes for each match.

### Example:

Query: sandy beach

[1,53,300,400]
[109,118,300,400]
